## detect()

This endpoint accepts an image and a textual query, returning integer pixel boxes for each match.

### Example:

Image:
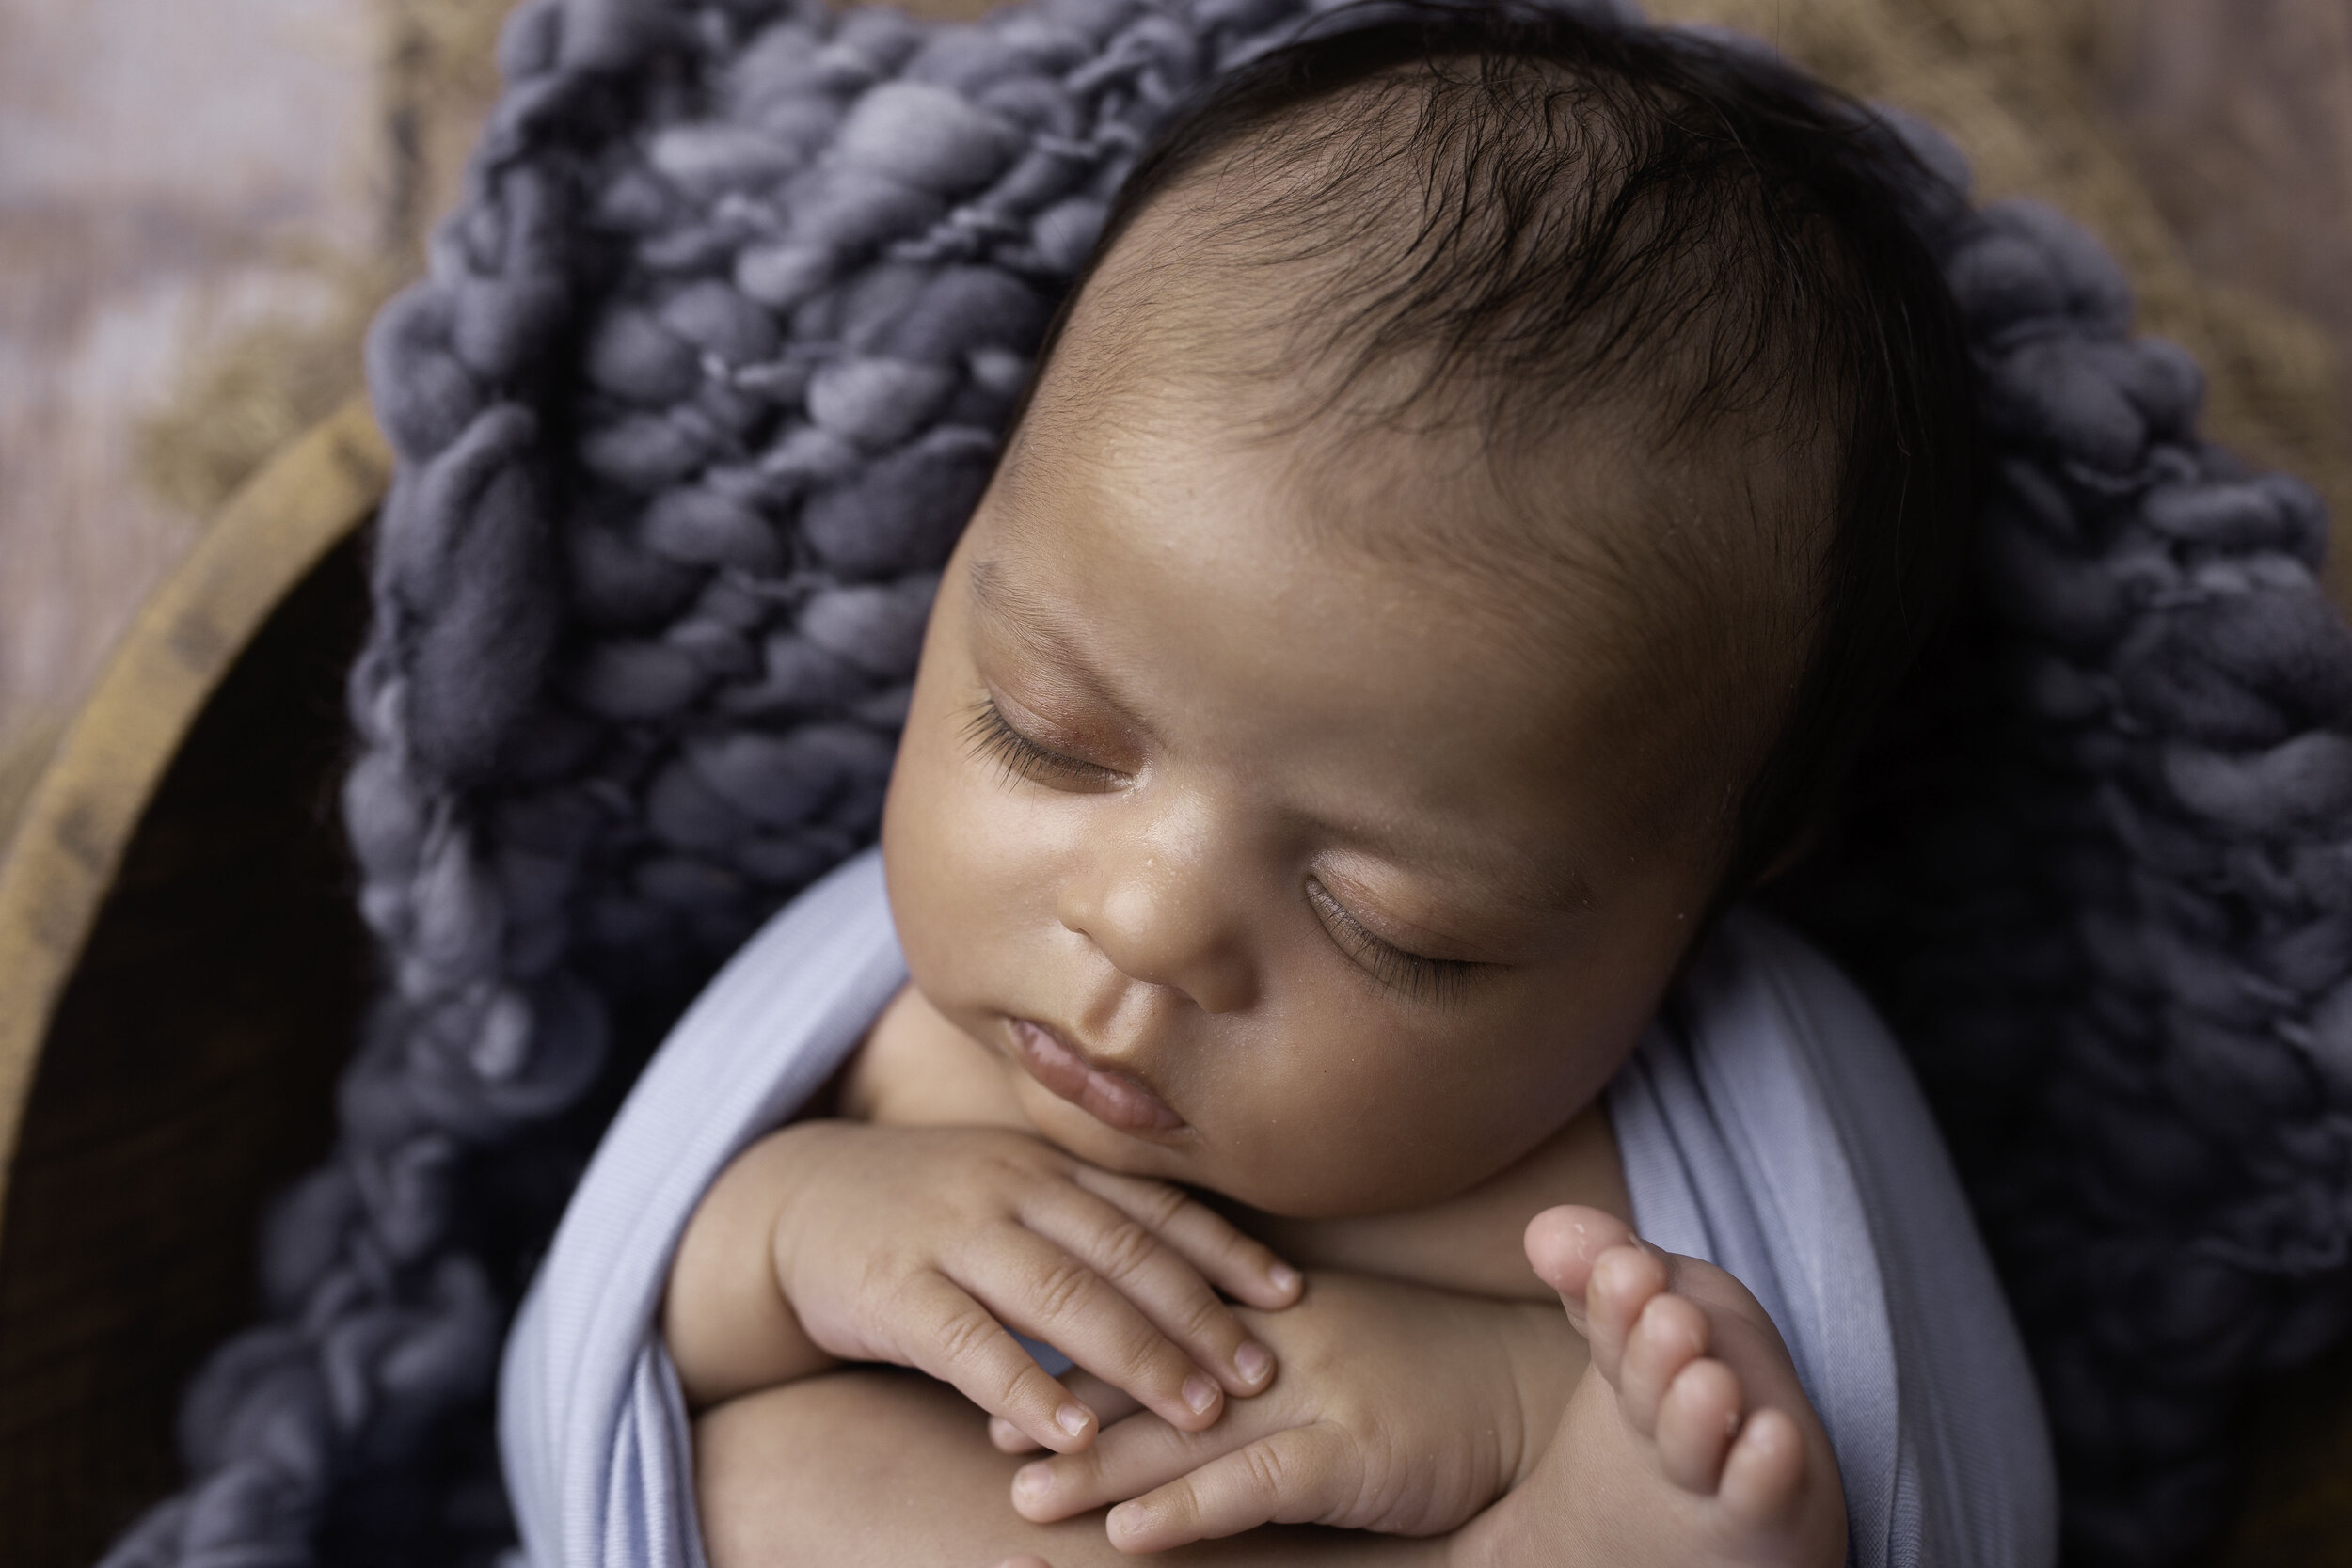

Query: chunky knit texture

[94,1,2352,1564]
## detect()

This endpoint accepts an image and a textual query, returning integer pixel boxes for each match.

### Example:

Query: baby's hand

[765,1121,1300,1452]
[998,1270,1579,1551]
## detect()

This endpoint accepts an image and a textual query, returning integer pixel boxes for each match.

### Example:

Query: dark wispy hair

[1021,3,1981,901]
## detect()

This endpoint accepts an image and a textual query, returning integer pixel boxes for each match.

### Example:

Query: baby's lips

[1006,1018,1187,1133]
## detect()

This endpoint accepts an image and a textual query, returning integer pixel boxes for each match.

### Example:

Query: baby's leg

[696,1370,1445,1568]
[1458,1207,1846,1568]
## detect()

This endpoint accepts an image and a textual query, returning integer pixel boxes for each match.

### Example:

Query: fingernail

[1235,1341,1273,1384]
[1268,1262,1300,1292]
[1108,1501,1145,1540]
[1183,1374,1217,1414]
[1056,1402,1091,1436]
[1013,1463,1051,1501]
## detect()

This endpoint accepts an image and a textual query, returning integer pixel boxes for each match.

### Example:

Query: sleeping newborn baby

[557,11,2047,1568]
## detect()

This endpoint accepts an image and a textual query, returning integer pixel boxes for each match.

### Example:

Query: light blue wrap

[501,848,2058,1568]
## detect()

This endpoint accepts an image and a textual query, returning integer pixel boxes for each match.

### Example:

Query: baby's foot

[1460,1206,1844,1568]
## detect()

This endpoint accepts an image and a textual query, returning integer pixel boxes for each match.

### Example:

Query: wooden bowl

[0,400,386,1567]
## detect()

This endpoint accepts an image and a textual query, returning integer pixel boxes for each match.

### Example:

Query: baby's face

[881,384,1722,1218]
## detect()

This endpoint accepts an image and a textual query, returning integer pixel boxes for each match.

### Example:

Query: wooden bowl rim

[0,396,389,1240]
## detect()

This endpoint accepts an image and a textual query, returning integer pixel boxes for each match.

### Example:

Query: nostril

[1057,855,1255,1011]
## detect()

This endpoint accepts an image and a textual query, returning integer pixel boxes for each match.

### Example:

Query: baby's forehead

[1031,142,1842,548]
[1020,258,1819,631]
[990,350,1816,843]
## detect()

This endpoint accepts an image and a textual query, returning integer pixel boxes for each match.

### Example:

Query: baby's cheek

[882,716,992,976]
[882,727,1057,1006]
[1234,1013,1600,1212]
[1203,1019,1481,1208]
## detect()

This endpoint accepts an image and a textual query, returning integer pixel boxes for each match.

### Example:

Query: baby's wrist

[667,1124,843,1408]
[758,1119,855,1297]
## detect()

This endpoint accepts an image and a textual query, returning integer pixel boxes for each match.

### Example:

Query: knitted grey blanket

[97,0,2352,1565]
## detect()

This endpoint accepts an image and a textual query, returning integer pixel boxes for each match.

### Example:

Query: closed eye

[962,697,1123,790]
[1306,878,1483,1008]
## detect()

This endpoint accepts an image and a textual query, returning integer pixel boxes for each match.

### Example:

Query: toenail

[1184,1375,1217,1414]
[1236,1342,1273,1384]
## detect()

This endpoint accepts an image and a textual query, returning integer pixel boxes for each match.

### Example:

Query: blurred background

[2,0,2349,835]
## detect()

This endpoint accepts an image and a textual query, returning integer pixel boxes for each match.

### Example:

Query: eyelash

[961,698,1122,789]
[1307,879,1481,1009]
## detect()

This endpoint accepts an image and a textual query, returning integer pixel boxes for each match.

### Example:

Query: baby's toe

[1524,1205,1638,1309]
[1615,1283,1710,1435]
[1653,1355,1742,1494]
[1718,1406,1810,1527]
[1584,1243,1675,1385]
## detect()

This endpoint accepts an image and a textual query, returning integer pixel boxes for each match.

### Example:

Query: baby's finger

[963,1231,1230,1433]
[1102,1425,1356,1551]
[894,1271,1097,1454]
[1010,1401,1257,1524]
[991,1415,1041,1455]
[993,1372,1142,1452]
[1062,1369,1143,1423]
[1023,1187,1277,1398]
[1073,1166,1303,1311]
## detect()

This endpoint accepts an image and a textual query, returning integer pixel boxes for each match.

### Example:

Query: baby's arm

[662,1131,833,1401]
[662,1118,1300,1446]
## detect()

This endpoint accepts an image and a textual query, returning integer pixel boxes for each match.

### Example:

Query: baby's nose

[1058,855,1255,1014]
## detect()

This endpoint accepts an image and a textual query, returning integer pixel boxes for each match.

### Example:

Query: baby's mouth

[1006,1019,1187,1134]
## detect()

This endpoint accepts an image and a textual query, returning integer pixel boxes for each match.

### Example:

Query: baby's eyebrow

[1366,832,1598,924]
[966,555,1078,662]
[965,557,1155,735]
[1482,858,1598,921]
[1307,796,1598,923]
[964,556,1025,622]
